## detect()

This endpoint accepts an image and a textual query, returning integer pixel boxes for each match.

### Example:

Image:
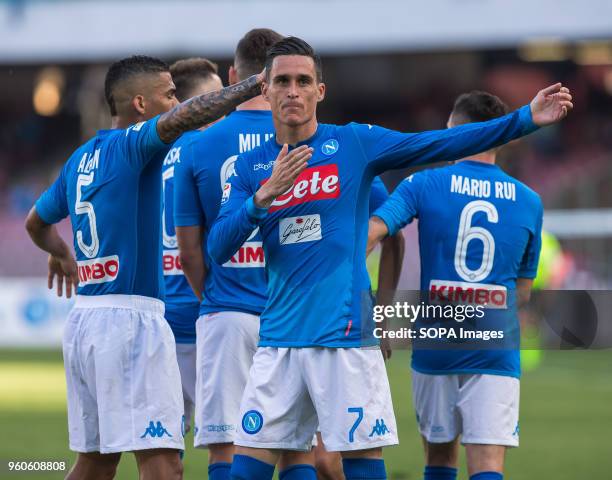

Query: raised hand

[254,144,313,209]
[48,253,79,298]
[530,83,573,126]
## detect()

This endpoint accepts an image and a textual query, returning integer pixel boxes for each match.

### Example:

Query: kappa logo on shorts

[513,422,520,436]
[140,421,172,439]
[368,419,390,437]
[242,410,263,435]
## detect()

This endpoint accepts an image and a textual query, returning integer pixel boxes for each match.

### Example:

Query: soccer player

[162,57,224,439]
[24,55,264,480]
[208,36,572,480]
[367,91,548,480]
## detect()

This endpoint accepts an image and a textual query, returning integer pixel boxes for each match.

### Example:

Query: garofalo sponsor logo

[279,214,322,245]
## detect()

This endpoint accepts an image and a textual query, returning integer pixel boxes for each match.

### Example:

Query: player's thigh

[411,370,461,444]
[304,347,398,453]
[194,311,259,447]
[234,347,318,451]
[458,374,520,448]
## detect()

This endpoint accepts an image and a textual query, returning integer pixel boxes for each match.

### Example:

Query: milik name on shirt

[450,174,516,201]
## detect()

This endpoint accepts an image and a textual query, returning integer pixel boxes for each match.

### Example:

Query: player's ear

[228,66,238,85]
[132,95,146,116]
[261,80,269,101]
[317,82,326,103]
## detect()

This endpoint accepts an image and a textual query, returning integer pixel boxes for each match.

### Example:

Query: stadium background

[0,1,611,478]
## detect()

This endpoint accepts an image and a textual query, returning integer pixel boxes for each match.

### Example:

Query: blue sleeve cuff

[34,198,59,225]
[245,196,268,221]
[517,269,538,279]
[373,210,398,237]
[174,213,204,227]
[149,115,171,147]
[518,105,539,135]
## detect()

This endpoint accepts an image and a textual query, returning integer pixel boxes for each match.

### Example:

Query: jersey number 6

[454,200,498,283]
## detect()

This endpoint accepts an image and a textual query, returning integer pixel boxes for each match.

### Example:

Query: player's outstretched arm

[157,72,264,144]
[208,145,312,264]
[25,208,78,298]
[367,217,390,257]
[360,83,573,173]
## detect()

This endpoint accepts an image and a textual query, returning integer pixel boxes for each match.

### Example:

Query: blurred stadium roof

[1,0,611,62]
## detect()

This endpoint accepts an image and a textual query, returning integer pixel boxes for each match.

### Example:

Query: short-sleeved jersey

[173,110,275,316]
[209,106,538,348]
[35,117,170,299]
[374,160,543,377]
[161,131,200,343]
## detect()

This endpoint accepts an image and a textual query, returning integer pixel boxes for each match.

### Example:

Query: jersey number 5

[162,166,177,249]
[75,172,100,258]
[454,200,498,283]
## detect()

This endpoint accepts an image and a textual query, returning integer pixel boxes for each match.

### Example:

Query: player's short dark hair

[265,36,322,82]
[170,57,219,101]
[234,28,284,80]
[451,90,509,125]
[104,55,169,116]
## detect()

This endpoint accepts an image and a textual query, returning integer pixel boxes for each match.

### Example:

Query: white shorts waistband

[74,295,165,315]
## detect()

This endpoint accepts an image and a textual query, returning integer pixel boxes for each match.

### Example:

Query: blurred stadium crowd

[2,48,611,287]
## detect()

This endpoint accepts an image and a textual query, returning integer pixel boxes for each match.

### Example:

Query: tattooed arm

[157,73,263,143]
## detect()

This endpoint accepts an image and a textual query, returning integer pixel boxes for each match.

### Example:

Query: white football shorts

[235,347,398,452]
[412,370,520,447]
[175,343,197,434]
[63,295,184,454]
[193,311,259,447]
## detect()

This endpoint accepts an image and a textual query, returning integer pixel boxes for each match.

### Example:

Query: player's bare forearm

[516,278,534,308]
[25,207,72,259]
[157,74,263,143]
[376,231,403,360]
[376,230,404,305]
[367,217,389,257]
[176,225,205,301]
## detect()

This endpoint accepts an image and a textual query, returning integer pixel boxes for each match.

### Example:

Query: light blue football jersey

[173,110,275,316]
[374,160,543,377]
[161,131,200,343]
[208,106,539,348]
[35,117,170,299]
